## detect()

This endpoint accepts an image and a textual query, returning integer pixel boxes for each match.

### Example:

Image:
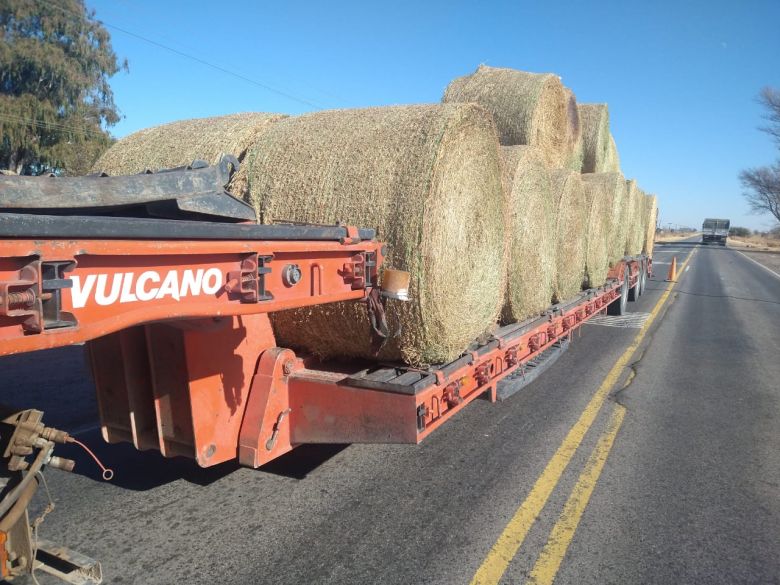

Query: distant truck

[702,218,730,245]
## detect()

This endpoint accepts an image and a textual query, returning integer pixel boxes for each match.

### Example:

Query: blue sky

[89,0,780,231]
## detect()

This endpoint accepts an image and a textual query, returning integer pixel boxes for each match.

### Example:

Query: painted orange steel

[0,236,383,356]
[2,232,646,472]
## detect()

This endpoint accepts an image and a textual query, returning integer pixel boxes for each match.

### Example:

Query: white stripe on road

[685,266,690,272]
[734,249,780,281]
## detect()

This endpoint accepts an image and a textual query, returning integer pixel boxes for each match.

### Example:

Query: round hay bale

[582,172,628,265]
[604,132,621,172]
[549,170,587,302]
[578,104,612,173]
[442,65,574,168]
[564,87,584,172]
[499,146,556,323]
[243,104,506,366]
[91,112,286,199]
[580,176,612,287]
[624,180,645,255]
[643,193,658,256]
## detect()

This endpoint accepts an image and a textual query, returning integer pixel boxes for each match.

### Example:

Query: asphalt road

[1,238,778,585]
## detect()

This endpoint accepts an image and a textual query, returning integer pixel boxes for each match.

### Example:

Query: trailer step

[495,337,570,401]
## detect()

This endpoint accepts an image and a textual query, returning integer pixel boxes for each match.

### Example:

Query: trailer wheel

[608,267,629,315]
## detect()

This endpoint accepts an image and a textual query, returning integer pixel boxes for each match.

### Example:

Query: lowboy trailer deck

[0,161,650,583]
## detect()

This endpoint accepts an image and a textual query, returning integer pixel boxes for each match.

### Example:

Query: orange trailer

[0,161,650,582]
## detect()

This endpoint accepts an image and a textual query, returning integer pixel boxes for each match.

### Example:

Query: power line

[41,0,327,110]
[0,112,106,136]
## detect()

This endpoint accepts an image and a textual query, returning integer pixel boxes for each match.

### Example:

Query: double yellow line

[471,250,696,585]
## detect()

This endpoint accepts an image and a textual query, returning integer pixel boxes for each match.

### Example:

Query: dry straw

[564,87,584,171]
[643,193,658,256]
[580,176,611,287]
[582,172,628,265]
[623,179,646,255]
[243,104,506,366]
[499,146,556,323]
[549,170,587,302]
[91,113,286,197]
[578,104,615,173]
[605,132,621,172]
[443,65,575,168]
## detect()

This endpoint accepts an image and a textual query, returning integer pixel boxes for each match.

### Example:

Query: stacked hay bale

[578,104,620,174]
[605,133,621,172]
[94,105,507,366]
[580,176,613,286]
[499,146,556,323]
[243,104,507,366]
[92,113,286,196]
[549,170,587,301]
[623,180,646,255]
[582,173,629,265]
[443,65,580,169]
[643,194,659,256]
[564,88,584,172]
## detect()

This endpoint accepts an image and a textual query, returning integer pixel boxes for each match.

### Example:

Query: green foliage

[729,226,751,238]
[0,0,125,175]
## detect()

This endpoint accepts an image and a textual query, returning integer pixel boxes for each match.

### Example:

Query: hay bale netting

[91,113,287,198]
[583,173,628,265]
[578,104,612,174]
[623,180,646,256]
[580,176,612,287]
[499,146,556,323]
[549,170,587,302]
[243,104,506,366]
[442,65,575,168]
[643,194,659,256]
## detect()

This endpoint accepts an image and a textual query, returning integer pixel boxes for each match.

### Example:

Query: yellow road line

[470,250,696,585]
[526,404,627,585]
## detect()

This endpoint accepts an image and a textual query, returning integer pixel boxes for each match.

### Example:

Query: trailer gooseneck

[0,161,650,583]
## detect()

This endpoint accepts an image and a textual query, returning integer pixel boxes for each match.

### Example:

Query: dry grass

[91,113,286,199]
[623,179,645,255]
[443,65,576,168]
[605,132,620,172]
[578,104,615,173]
[499,146,556,322]
[242,104,506,366]
[580,176,612,286]
[582,172,628,265]
[549,170,587,301]
[643,194,658,256]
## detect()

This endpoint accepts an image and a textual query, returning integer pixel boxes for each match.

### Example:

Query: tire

[608,267,629,315]
[638,260,647,295]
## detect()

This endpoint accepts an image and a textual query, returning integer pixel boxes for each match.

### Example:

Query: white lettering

[156,270,181,301]
[120,272,138,303]
[180,269,204,296]
[70,274,97,309]
[202,268,222,294]
[135,271,160,301]
[68,268,224,308]
[94,274,122,306]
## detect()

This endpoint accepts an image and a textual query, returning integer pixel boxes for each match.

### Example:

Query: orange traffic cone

[666,256,678,282]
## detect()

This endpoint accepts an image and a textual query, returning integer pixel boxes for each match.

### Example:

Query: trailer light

[380,269,410,301]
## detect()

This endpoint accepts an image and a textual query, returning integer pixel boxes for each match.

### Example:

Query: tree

[740,87,780,224]
[0,0,126,175]
[740,162,780,223]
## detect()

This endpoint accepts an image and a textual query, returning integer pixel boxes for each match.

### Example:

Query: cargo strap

[366,288,392,354]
